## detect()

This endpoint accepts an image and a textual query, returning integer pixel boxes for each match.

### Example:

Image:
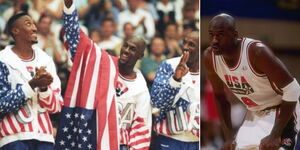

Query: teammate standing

[203,13,300,150]
[151,31,200,150]
[0,13,63,150]
[117,37,152,150]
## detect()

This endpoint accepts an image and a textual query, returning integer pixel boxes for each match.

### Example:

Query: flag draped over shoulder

[55,31,119,150]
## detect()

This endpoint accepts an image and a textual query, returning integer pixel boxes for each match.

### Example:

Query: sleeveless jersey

[212,37,282,111]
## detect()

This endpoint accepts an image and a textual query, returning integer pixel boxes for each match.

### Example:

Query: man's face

[119,40,143,66]
[100,20,115,38]
[123,23,134,38]
[127,0,140,11]
[165,24,177,39]
[13,15,38,44]
[208,24,236,55]
[182,33,199,66]
[151,38,165,56]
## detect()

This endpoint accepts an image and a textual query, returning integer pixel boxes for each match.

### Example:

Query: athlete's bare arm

[249,43,296,150]
[203,48,236,150]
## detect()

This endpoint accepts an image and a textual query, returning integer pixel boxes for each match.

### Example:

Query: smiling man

[117,36,152,150]
[0,12,63,150]
[55,0,152,150]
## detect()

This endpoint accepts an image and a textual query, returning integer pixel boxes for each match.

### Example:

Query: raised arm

[151,52,189,112]
[63,0,80,60]
[0,62,35,120]
[249,43,300,150]
[203,48,236,150]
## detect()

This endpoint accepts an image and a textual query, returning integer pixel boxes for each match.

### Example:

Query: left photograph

[0,0,200,150]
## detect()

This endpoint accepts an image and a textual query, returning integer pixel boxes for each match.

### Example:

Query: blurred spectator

[155,0,177,36]
[182,1,199,31]
[33,0,63,20]
[164,23,181,58]
[74,0,97,19]
[83,0,118,30]
[0,0,11,16]
[114,22,136,56]
[139,0,159,22]
[123,22,136,41]
[35,14,65,65]
[182,21,198,41]
[89,29,101,44]
[141,36,166,88]
[118,0,155,41]
[3,0,40,22]
[98,18,122,56]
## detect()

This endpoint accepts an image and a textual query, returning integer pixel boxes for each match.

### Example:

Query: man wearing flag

[117,38,152,150]
[55,0,152,150]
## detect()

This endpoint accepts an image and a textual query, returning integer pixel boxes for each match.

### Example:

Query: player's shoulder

[134,68,148,86]
[32,45,53,61]
[203,47,215,72]
[203,46,213,60]
[247,39,274,60]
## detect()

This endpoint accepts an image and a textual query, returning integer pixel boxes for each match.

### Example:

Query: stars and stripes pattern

[55,8,119,150]
[120,117,151,150]
[151,58,200,138]
[0,62,27,122]
[0,45,63,147]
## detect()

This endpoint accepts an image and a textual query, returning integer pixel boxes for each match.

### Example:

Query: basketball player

[0,13,63,150]
[151,31,200,150]
[203,13,300,150]
[60,1,152,150]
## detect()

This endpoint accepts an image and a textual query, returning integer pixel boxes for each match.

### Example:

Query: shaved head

[188,31,199,41]
[127,36,146,54]
[209,13,236,31]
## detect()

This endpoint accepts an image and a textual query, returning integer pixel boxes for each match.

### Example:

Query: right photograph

[200,0,300,150]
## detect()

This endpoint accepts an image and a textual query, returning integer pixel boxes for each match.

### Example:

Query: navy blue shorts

[152,134,199,150]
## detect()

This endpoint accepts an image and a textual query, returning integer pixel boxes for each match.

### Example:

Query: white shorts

[235,103,299,150]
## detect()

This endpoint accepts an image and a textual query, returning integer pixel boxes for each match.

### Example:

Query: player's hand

[173,51,189,81]
[259,134,281,150]
[29,66,53,90]
[64,0,73,8]
[221,138,236,150]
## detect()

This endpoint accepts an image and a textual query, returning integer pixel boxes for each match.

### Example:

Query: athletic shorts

[235,104,299,150]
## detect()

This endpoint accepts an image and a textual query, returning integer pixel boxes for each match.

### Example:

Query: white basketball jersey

[212,38,282,111]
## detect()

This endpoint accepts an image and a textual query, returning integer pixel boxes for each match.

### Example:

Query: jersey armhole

[211,50,217,72]
[247,42,267,77]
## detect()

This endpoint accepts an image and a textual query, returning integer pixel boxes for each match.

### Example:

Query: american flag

[54,23,119,150]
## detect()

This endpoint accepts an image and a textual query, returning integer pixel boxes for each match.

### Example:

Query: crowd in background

[0,0,199,143]
[0,0,199,93]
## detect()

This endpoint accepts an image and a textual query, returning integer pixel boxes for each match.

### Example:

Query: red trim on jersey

[20,52,35,62]
[267,77,283,95]
[211,50,217,72]
[220,38,245,71]
[247,41,267,77]
[119,74,136,82]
